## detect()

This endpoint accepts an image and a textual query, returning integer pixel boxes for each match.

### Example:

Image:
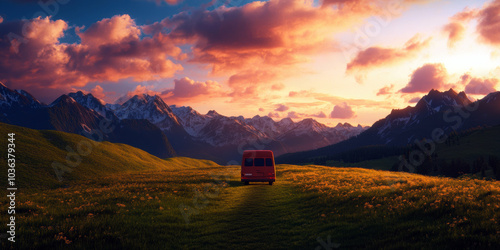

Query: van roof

[242,150,274,158]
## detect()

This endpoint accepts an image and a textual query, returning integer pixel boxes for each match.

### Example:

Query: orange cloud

[148,0,425,96]
[161,77,223,104]
[126,85,160,98]
[377,84,394,96]
[442,7,478,47]
[476,0,500,46]
[288,90,392,109]
[0,15,183,100]
[346,35,430,74]
[90,85,106,100]
[227,69,281,98]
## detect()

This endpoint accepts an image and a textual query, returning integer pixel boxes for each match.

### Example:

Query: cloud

[409,97,420,103]
[274,104,290,112]
[285,110,327,119]
[0,15,183,101]
[259,108,265,112]
[161,77,223,103]
[476,0,500,46]
[271,83,285,91]
[0,16,3,24]
[227,69,280,98]
[311,111,327,118]
[141,0,427,96]
[376,84,394,96]
[127,85,160,98]
[461,74,498,95]
[399,63,448,93]
[287,111,302,119]
[288,90,392,109]
[153,0,182,5]
[330,102,356,119]
[90,85,106,100]
[346,35,430,74]
[442,7,478,47]
[268,112,280,118]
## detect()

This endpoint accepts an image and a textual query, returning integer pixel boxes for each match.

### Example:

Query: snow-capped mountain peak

[68,91,115,119]
[0,83,42,108]
[113,94,181,131]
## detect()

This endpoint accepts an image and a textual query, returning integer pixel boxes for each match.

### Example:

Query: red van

[241,150,276,185]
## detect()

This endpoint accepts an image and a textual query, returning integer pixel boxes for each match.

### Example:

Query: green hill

[0,123,498,249]
[0,122,216,188]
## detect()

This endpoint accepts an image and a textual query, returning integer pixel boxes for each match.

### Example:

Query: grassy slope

[0,123,499,249]
[0,122,217,188]
[333,125,500,171]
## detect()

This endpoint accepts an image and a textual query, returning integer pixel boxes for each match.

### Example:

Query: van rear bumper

[241,178,275,182]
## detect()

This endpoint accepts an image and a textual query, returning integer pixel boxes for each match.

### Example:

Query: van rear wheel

[269,181,273,185]
[244,181,249,185]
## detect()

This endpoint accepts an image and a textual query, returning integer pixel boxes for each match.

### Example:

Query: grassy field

[1,123,499,249]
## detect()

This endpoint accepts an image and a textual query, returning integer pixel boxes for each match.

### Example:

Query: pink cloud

[161,77,223,103]
[400,63,448,93]
[346,35,430,74]
[268,112,281,118]
[311,111,327,118]
[409,97,420,103]
[126,85,160,98]
[442,8,478,47]
[275,104,290,112]
[0,15,183,101]
[90,85,106,100]
[376,84,394,96]
[287,111,302,119]
[462,74,498,95]
[330,102,355,119]
[477,0,500,45]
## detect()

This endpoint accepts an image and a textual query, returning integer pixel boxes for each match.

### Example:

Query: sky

[0,0,499,126]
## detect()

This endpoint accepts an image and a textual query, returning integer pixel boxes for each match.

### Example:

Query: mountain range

[277,89,500,163]
[0,82,367,164]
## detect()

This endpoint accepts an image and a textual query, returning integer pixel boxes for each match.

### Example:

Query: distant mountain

[68,91,117,120]
[0,84,176,158]
[277,89,500,164]
[0,84,368,164]
[277,119,367,153]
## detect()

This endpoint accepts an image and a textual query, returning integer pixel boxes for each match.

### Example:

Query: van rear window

[266,158,273,167]
[244,158,253,167]
[254,158,265,166]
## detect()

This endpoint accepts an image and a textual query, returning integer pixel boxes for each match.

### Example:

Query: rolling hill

[0,122,210,188]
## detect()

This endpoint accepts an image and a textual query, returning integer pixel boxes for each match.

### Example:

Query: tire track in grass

[194,178,321,249]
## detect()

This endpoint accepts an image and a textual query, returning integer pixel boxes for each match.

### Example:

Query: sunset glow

[1,0,499,126]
